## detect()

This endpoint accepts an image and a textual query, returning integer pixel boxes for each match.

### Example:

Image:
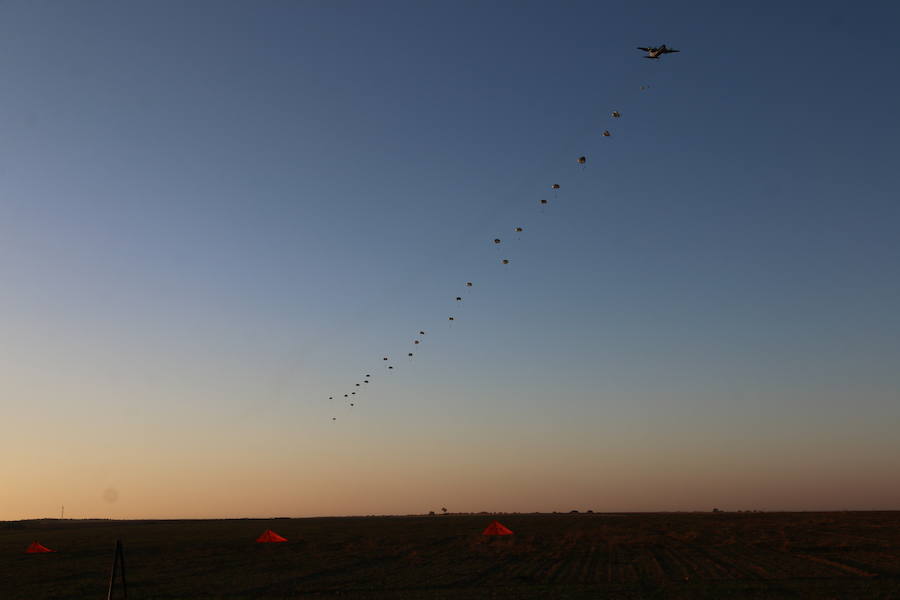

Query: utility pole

[61,505,64,519]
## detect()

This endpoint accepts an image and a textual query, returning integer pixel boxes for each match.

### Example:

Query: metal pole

[106,539,128,600]
[106,540,120,600]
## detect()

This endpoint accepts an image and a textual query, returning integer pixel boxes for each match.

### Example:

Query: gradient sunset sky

[2,1,900,520]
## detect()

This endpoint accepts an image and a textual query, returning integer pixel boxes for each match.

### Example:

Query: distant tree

[570,510,579,514]
[428,511,435,516]
[441,507,448,515]
[586,510,594,514]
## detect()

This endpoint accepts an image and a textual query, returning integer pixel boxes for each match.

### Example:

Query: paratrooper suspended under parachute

[612,111,621,118]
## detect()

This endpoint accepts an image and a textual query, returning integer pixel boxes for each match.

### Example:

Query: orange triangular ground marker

[482,521,513,536]
[256,529,288,543]
[25,541,55,553]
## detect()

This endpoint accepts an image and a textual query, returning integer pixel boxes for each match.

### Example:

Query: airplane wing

[662,48,680,53]
[637,47,652,52]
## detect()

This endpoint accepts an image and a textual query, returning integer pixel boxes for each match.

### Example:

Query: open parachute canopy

[577,156,586,165]
[612,111,621,118]
[551,184,560,190]
[540,199,548,205]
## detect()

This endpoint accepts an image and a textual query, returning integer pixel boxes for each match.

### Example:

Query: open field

[4,512,900,599]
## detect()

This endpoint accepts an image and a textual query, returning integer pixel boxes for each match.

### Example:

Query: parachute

[318,43,679,428]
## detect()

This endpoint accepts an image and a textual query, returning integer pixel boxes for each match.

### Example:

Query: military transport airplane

[637,45,680,59]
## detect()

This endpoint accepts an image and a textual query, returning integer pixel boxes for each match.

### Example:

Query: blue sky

[2,1,900,518]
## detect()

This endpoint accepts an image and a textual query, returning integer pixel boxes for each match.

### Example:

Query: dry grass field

[4,512,900,599]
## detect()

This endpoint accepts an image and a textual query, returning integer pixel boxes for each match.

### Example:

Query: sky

[2,0,900,520]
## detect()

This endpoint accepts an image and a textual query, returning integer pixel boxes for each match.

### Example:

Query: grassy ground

[3,512,900,599]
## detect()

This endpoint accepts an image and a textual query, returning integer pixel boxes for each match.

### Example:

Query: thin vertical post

[107,539,128,599]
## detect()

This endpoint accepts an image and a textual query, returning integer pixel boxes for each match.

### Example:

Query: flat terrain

[3,512,900,599]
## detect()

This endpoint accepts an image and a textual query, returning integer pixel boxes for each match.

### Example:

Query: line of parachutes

[325,51,676,421]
